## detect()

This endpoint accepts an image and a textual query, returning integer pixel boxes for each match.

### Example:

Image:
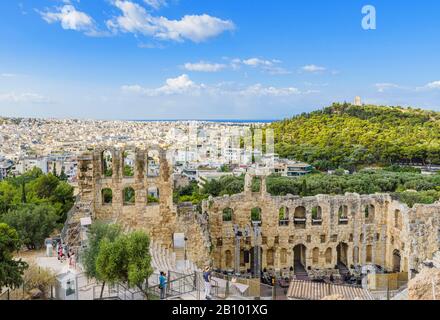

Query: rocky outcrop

[408,267,440,300]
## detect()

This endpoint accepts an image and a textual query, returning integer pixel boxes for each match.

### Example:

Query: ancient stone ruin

[68,147,440,279]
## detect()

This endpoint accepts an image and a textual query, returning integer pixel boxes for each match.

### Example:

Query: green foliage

[123,165,134,177]
[123,187,135,204]
[189,169,440,208]
[0,168,74,249]
[96,231,153,294]
[0,204,59,250]
[147,195,159,203]
[0,223,28,290]
[251,207,262,221]
[391,190,440,208]
[83,223,121,281]
[270,103,440,170]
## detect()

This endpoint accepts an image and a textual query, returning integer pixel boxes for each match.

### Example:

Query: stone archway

[393,249,401,273]
[293,244,307,267]
[336,242,349,266]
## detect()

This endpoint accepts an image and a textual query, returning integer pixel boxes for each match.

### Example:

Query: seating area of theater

[149,240,200,276]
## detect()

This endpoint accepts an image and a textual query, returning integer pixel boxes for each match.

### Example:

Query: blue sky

[0,0,440,120]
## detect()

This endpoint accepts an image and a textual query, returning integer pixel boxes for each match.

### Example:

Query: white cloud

[426,81,440,89]
[143,0,167,10]
[238,84,300,97]
[39,5,97,35]
[122,74,202,96]
[183,62,226,72]
[107,0,234,43]
[122,74,310,98]
[231,58,290,75]
[0,92,51,104]
[1,73,19,78]
[301,64,327,73]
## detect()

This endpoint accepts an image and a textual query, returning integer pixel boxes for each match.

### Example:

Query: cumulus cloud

[107,0,235,43]
[231,58,290,75]
[38,4,97,35]
[426,81,440,89]
[121,74,309,98]
[122,74,202,96]
[301,64,327,73]
[183,62,226,72]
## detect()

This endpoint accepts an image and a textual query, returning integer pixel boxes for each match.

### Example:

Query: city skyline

[1,0,440,120]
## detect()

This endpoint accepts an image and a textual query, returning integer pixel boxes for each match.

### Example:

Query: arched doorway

[293,244,308,279]
[393,250,401,273]
[250,247,263,277]
[336,242,349,266]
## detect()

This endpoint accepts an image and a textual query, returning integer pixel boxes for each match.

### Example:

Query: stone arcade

[67,147,440,279]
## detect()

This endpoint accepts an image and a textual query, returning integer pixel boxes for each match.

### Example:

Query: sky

[0,0,440,120]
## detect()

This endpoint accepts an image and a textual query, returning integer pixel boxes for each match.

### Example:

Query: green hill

[270,103,440,170]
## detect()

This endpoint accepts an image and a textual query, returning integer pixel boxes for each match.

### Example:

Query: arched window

[312,248,320,264]
[280,248,287,264]
[123,187,135,205]
[225,250,233,269]
[147,186,159,205]
[222,208,233,222]
[102,188,113,204]
[312,206,322,225]
[123,150,135,177]
[266,249,274,267]
[279,207,289,226]
[338,205,349,225]
[365,204,375,223]
[366,245,373,263]
[251,207,262,223]
[147,150,160,177]
[102,150,113,177]
[294,206,306,229]
[325,248,332,264]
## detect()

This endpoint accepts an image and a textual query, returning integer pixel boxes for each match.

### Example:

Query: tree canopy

[0,168,74,249]
[270,103,440,170]
[0,223,28,291]
[96,230,153,295]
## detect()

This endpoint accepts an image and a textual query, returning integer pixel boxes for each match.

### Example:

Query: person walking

[159,272,167,300]
[203,266,212,300]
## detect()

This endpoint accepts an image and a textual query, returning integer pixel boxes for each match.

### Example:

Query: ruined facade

[74,148,440,278]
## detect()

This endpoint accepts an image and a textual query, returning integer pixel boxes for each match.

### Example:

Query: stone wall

[201,172,440,277]
[75,148,440,275]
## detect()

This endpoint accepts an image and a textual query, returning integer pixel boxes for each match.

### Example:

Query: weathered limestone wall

[76,149,440,274]
[202,173,440,276]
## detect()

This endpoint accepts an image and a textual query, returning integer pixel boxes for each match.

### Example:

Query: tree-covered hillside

[270,103,440,170]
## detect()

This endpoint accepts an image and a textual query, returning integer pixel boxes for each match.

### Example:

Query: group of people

[158,266,213,300]
[56,242,76,269]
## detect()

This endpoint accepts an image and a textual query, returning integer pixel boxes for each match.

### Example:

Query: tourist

[159,272,167,300]
[203,266,212,300]
[59,245,65,262]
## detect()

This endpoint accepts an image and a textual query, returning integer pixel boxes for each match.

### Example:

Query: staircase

[337,262,351,280]
[61,197,93,248]
[294,262,309,281]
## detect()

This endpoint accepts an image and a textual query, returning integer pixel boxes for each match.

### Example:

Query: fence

[207,272,280,300]
[0,285,26,300]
